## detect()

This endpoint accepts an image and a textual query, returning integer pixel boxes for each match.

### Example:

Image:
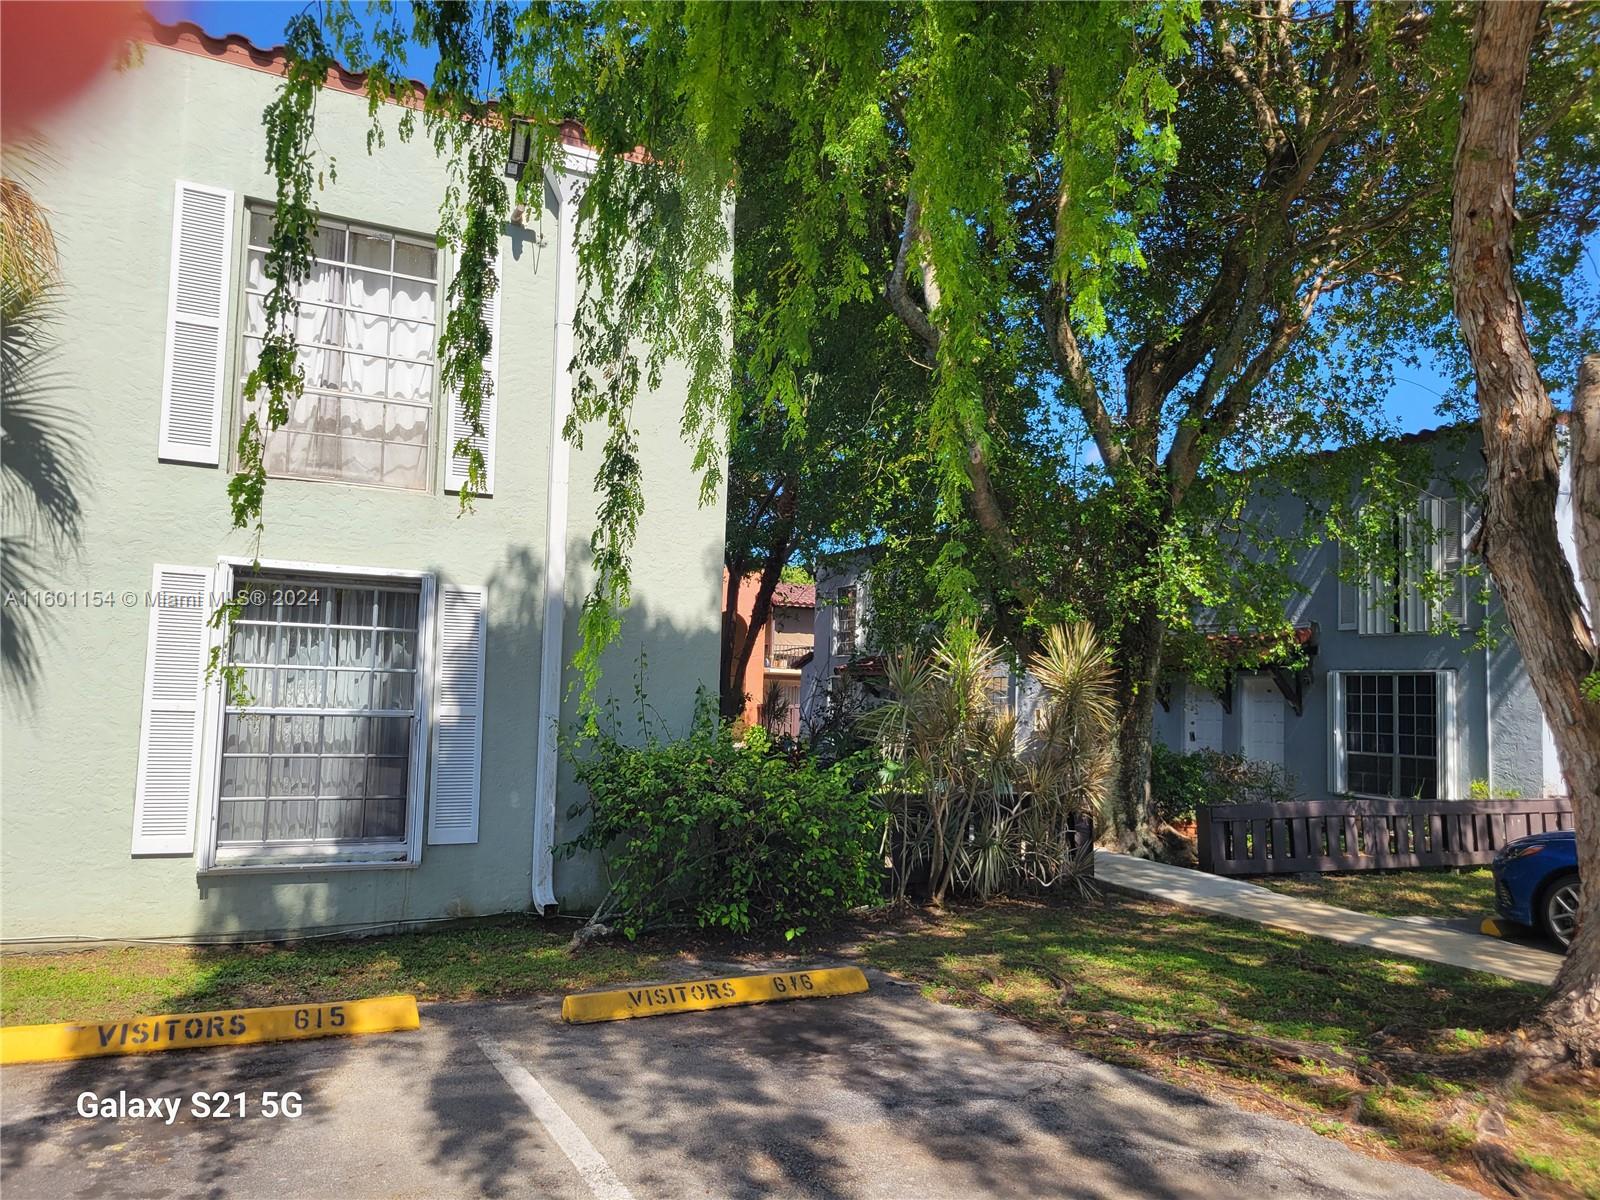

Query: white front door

[1184,687,1225,753]
[1241,675,1285,768]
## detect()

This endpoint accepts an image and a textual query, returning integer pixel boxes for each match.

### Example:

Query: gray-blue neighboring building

[807,426,1578,802]
[1152,426,1575,801]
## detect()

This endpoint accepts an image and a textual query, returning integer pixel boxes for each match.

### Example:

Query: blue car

[1492,831,1582,949]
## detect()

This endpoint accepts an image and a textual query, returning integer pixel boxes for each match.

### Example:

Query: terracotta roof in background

[135,16,597,152]
[1203,625,1317,663]
[773,582,816,608]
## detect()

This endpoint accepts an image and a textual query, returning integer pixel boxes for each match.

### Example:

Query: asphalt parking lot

[0,965,1472,1200]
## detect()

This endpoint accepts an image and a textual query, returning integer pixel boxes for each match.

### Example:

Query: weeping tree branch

[888,193,1036,612]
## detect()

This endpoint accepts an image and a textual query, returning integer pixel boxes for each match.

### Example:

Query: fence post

[1197,806,1215,873]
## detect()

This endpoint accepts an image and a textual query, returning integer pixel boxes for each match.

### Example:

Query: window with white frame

[1342,672,1439,798]
[240,208,439,490]
[217,570,422,854]
[832,586,857,657]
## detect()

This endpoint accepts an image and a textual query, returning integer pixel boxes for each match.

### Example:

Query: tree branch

[1208,2,1285,154]
[887,192,939,355]
[890,191,1036,610]
[1165,255,1330,505]
[1044,292,1125,473]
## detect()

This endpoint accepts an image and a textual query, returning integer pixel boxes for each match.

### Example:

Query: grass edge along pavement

[0,916,660,1026]
[852,896,1599,1200]
[1252,868,1499,924]
[3,902,1596,1199]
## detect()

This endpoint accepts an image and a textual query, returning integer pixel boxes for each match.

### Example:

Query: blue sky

[146,1,1586,438]
[146,0,443,77]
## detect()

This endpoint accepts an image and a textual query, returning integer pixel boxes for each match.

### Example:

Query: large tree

[1449,0,1599,1068]
[878,1,1593,849]
[239,3,1596,844]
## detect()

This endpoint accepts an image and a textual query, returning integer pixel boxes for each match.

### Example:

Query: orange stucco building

[722,572,816,737]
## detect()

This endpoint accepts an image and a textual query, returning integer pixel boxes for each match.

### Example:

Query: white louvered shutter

[445,253,501,495]
[159,182,234,464]
[1437,669,1459,799]
[429,584,487,844]
[1439,497,1468,626]
[1357,561,1388,635]
[131,565,213,855]
[1326,671,1347,794]
[1336,541,1358,630]
[1399,504,1431,633]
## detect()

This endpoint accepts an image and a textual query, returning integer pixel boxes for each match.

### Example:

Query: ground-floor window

[1343,672,1438,798]
[217,569,422,852]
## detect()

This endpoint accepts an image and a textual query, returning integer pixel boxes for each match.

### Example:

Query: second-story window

[1345,496,1468,635]
[833,586,857,657]
[240,207,438,491]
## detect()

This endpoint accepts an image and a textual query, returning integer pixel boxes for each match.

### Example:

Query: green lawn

[1251,867,1498,922]
[856,897,1597,1200]
[3,899,1593,1198]
[0,916,661,1026]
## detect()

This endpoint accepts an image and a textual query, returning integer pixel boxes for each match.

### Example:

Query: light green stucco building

[1,22,725,941]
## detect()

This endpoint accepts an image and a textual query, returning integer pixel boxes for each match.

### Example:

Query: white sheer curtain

[240,210,436,491]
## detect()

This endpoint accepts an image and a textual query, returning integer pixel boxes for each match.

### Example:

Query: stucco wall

[0,39,723,939]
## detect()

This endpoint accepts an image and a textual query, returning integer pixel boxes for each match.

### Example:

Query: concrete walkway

[1095,851,1562,986]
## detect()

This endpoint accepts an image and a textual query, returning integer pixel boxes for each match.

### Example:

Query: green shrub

[1469,778,1522,800]
[1150,740,1211,824]
[558,702,884,940]
[1150,741,1295,823]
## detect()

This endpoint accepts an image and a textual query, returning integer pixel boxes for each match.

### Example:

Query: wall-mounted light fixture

[504,119,533,181]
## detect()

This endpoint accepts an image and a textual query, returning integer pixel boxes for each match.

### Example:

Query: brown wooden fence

[1196,796,1573,876]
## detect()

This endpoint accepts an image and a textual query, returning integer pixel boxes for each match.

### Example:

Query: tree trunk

[727,484,797,726]
[1573,357,1600,623]
[1450,0,1600,1067]
[720,564,747,721]
[732,547,789,725]
[1111,602,1166,856]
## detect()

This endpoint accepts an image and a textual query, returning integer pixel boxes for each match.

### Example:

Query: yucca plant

[1019,623,1118,898]
[863,621,1116,905]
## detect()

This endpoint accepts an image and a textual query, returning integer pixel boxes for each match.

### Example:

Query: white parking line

[475,1035,636,1200]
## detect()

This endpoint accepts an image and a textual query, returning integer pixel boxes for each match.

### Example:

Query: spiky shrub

[864,622,1116,905]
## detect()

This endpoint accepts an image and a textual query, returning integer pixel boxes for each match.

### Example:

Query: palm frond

[1,176,59,311]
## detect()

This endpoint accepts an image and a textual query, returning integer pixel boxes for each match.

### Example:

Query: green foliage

[559,701,884,940]
[1469,778,1523,802]
[231,12,330,535]
[238,2,1190,718]
[1148,740,1207,824]
[237,2,1597,765]
[864,621,1116,904]
[1582,672,1600,705]
[1149,741,1294,824]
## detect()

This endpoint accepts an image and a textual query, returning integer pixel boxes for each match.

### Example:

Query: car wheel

[1540,872,1581,950]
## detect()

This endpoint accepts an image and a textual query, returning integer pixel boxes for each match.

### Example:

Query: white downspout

[1483,636,1493,797]
[532,145,596,912]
